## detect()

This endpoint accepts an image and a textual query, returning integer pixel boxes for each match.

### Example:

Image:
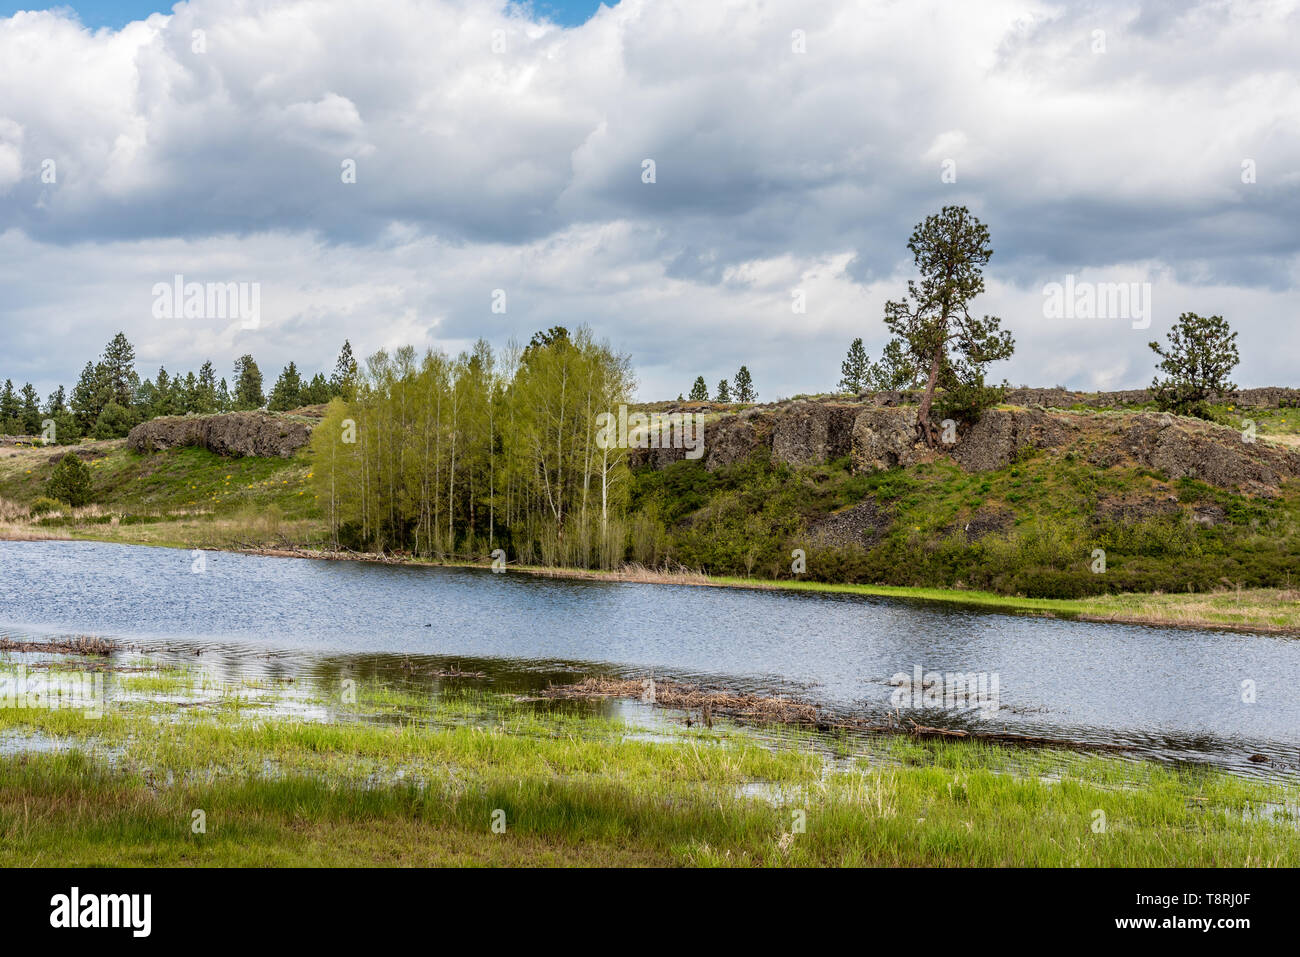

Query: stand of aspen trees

[310,327,637,568]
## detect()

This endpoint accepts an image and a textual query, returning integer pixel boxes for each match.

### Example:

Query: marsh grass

[0,660,1296,867]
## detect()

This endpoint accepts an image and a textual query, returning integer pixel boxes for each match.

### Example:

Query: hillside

[3,393,1300,615]
[625,392,1300,598]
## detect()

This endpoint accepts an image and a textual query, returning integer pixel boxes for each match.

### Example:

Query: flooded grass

[1,647,1298,866]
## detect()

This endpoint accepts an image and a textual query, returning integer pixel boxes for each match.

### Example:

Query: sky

[1,0,1298,402]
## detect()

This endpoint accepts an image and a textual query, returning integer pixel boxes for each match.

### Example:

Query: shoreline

[4,527,1297,636]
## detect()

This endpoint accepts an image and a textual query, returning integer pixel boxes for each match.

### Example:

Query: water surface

[1,539,1297,774]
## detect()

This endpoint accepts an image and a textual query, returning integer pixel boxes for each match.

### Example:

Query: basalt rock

[771,401,857,467]
[629,395,1300,493]
[807,497,893,548]
[127,412,313,458]
[1108,413,1300,492]
[850,407,923,471]
[948,408,1076,471]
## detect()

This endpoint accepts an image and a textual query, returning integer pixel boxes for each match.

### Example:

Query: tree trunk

[917,345,943,447]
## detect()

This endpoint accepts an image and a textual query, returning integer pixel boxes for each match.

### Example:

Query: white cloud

[0,0,1298,401]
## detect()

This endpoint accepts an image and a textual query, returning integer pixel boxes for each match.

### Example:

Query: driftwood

[0,635,117,656]
[540,677,1135,753]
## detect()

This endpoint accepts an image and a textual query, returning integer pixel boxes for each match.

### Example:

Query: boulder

[127,412,313,458]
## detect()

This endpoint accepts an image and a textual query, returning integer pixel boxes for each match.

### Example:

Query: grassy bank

[0,439,322,549]
[1,653,1296,867]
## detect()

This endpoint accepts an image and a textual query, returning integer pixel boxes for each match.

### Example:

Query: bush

[46,453,94,507]
[29,496,64,516]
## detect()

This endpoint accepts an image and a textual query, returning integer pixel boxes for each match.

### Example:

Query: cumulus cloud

[0,0,1298,401]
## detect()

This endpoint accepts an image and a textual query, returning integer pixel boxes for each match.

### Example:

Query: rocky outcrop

[771,402,857,466]
[850,407,922,471]
[1103,413,1299,492]
[127,412,313,458]
[1003,386,1300,410]
[629,396,1300,493]
[948,408,1077,471]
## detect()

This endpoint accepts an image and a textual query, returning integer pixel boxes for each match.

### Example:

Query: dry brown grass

[0,635,118,655]
[528,562,712,586]
[541,676,821,725]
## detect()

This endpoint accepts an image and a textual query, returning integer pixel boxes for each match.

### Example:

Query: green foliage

[688,376,709,401]
[732,365,756,403]
[233,355,265,410]
[46,453,94,507]
[935,373,1006,426]
[267,361,304,411]
[838,338,870,394]
[92,400,136,439]
[619,436,1300,597]
[1149,312,1240,419]
[29,496,64,516]
[330,341,359,399]
[865,338,921,392]
[312,330,635,564]
[882,206,1014,443]
[733,361,754,400]
[715,379,732,402]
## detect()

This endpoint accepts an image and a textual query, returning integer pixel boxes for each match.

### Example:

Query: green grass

[0,440,322,548]
[0,661,1297,867]
[628,432,1300,602]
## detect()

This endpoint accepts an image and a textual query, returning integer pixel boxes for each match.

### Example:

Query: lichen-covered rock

[1113,413,1300,491]
[127,412,313,458]
[949,408,1076,471]
[703,409,776,471]
[850,408,922,472]
[771,402,857,467]
[626,394,1300,494]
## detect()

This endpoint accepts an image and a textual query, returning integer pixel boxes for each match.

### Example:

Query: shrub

[29,496,64,516]
[46,453,94,507]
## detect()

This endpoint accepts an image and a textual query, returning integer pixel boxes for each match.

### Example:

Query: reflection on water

[2,539,1299,775]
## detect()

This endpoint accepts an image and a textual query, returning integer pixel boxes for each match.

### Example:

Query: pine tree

[70,361,110,430]
[153,367,173,417]
[300,372,332,405]
[47,452,94,507]
[44,385,67,416]
[733,366,756,403]
[865,339,920,391]
[1149,312,1240,419]
[19,383,41,433]
[180,372,199,413]
[268,362,304,411]
[101,332,137,408]
[0,382,18,434]
[330,341,359,398]
[689,376,709,401]
[196,361,218,413]
[883,206,1014,443]
[715,379,732,402]
[838,338,870,394]
[233,355,265,410]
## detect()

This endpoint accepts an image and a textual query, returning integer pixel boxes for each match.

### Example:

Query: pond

[1,539,1297,774]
